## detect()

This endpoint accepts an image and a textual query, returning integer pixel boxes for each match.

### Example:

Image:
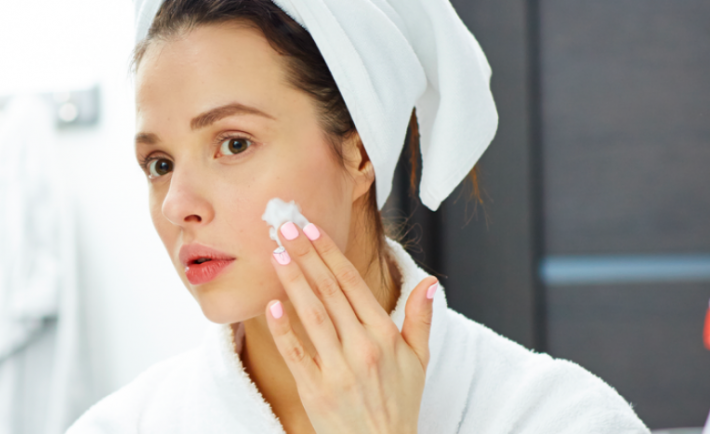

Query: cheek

[228,138,350,250]
[197,190,286,324]
[290,154,352,250]
[279,175,346,224]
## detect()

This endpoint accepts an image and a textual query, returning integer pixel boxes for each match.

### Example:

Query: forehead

[134,22,290,127]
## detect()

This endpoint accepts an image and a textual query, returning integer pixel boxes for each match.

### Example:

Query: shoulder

[441,308,651,434]
[66,348,201,434]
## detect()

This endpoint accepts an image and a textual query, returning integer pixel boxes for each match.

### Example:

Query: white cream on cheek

[261,197,310,249]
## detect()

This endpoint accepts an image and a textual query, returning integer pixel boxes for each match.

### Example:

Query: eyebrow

[135,102,275,146]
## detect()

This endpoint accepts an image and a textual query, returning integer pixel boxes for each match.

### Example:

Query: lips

[179,243,236,285]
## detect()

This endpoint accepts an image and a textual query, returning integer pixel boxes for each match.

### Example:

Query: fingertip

[303,223,320,241]
[272,246,291,265]
[402,278,436,369]
[426,280,439,300]
[269,300,284,319]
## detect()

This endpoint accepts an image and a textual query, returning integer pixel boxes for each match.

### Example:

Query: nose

[161,167,215,228]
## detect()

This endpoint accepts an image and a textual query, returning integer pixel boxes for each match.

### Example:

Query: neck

[236,220,402,433]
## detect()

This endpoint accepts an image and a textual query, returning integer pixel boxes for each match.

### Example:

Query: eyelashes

[137,133,256,180]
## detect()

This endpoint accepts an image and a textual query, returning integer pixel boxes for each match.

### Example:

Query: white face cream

[261,198,311,249]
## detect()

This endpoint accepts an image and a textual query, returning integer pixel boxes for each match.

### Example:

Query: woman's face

[134,22,361,324]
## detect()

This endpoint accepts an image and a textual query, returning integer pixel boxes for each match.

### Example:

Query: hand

[266,221,438,434]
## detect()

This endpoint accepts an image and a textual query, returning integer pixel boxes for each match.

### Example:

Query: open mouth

[185,257,235,285]
[179,243,236,285]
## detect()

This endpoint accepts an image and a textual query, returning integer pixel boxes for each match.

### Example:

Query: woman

[68,0,651,432]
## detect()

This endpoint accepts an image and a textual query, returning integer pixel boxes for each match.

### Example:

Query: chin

[192,277,283,325]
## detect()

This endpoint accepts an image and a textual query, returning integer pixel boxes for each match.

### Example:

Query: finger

[304,223,391,326]
[265,300,321,383]
[277,221,362,337]
[401,277,438,369]
[270,252,344,368]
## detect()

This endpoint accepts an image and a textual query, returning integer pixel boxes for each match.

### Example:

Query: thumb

[401,276,439,369]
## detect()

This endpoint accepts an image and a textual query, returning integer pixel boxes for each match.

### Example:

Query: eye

[147,158,173,178]
[220,136,253,156]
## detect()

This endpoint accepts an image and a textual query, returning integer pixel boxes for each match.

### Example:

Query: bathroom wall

[0,0,210,405]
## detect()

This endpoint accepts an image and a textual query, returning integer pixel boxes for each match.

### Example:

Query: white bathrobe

[66,237,650,433]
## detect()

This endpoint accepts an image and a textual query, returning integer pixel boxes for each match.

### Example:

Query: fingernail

[303,223,320,241]
[280,221,299,240]
[273,246,291,265]
[426,282,438,300]
[270,301,283,319]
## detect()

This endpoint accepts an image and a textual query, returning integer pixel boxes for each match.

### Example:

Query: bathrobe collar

[69,235,650,433]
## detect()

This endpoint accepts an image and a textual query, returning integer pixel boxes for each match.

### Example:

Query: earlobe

[351,159,375,202]
[345,135,375,202]
[361,159,374,181]
[353,135,373,178]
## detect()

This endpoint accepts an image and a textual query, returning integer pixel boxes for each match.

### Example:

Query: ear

[341,132,375,203]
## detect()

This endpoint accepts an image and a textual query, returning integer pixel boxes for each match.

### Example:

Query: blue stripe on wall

[540,255,710,285]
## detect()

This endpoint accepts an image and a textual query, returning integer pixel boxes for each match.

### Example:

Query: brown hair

[131,0,481,287]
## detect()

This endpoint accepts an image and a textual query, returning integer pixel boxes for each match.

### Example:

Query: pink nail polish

[280,221,299,240]
[426,282,438,299]
[303,223,320,241]
[273,247,291,265]
[270,301,283,319]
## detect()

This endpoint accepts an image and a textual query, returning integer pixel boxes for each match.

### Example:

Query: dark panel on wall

[546,283,710,429]
[442,0,539,349]
[540,0,710,255]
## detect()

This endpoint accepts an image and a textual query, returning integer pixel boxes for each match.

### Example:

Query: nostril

[184,215,202,223]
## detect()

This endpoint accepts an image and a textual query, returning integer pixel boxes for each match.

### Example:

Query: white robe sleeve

[449,310,651,434]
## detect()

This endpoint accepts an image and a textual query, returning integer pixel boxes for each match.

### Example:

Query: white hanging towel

[0,96,88,434]
[67,236,650,433]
